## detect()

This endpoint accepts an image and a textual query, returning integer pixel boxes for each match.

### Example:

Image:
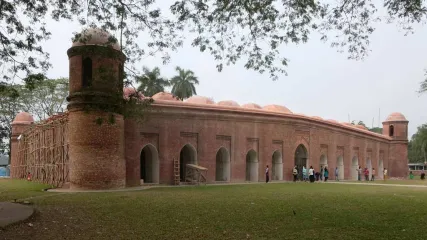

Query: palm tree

[170,67,199,100]
[136,66,170,97]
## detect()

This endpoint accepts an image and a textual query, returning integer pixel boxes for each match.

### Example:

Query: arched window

[389,125,394,137]
[82,57,92,87]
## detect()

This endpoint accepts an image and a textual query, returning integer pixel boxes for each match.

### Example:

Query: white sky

[42,8,427,139]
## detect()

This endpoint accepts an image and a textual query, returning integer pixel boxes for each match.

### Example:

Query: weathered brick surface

[124,103,409,186]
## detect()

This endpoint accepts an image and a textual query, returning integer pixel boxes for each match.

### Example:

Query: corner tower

[382,112,409,178]
[67,28,126,189]
[10,112,34,178]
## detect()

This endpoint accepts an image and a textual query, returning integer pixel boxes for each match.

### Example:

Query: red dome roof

[186,96,215,104]
[241,103,262,109]
[217,100,240,107]
[152,92,179,101]
[123,87,145,100]
[72,28,120,50]
[263,105,292,114]
[12,112,34,124]
[385,112,407,122]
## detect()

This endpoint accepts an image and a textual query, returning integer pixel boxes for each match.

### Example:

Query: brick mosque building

[10,29,409,189]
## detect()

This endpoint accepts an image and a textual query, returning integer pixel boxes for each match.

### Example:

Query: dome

[355,125,368,130]
[72,28,120,51]
[241,103,262,109]
[294,113,306,116]
[342,122,353,126]
[152,92,179,101]
[312,116,323,120]
[263,104,292,114]
[123,87,145,100]
[385,112,407,122]
[186,96,215,105]
[326,119,338,123]
[12,112,34,124]
[217,100,240,107]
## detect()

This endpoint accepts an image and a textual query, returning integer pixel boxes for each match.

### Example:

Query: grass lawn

[1,180,427,240]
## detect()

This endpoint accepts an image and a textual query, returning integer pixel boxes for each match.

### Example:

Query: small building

[408,163,426,176]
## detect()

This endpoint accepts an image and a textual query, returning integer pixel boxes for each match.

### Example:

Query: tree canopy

[136,67,170,97]
[408,123,427,163]
[2,0,427,86]
[170,67,199,100]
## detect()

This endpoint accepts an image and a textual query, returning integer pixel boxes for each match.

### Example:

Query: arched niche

[140,144,159,184]
[179,144,197,182]
[272,151,283,180]
[378,159,384,179]
[320,154,328,169]
[336,156,344,180]
[366,158,373,180]
[351,156,359,181]
[245,149,258,182]
[389,125,394,137]
[294,144,308,179]
[82,57,92,87]
[215,147,230,182]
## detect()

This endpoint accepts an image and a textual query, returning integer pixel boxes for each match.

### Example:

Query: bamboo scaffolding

[13,113,69,187]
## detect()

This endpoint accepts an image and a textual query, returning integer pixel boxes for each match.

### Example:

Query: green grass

[1,180,427,240]
[0,179,52,201]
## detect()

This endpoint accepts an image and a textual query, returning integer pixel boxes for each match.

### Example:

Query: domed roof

[294,113,306,116]
[312,116,323,120]
[152,92,179,101]
[241,103,262,109]
[326,119,338,123]
[72,28,120,51]
[385,112,407,122]
[217,100,240,107]
[355,125,368,130]
[263,105,292,114]
[186,96,215,104]
[12,112,34,124]
[342,122,353,126]
[123,87,144,100]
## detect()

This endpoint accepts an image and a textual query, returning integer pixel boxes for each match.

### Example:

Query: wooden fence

[14,113,69,187]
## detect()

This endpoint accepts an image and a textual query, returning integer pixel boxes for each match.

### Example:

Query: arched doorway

[215,147,230,182]
[140,144,159,183]
[272,151,283,180]
[366,158,372,180]
[351,156,359,180]
[378,159,384,179]
[179,144,197,182]
[337,156,344,180]
[320,154,328,171]
[246,150,258,182]
[294,144,308,180]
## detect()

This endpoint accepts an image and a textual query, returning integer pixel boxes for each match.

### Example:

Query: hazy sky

[42,9,427,138]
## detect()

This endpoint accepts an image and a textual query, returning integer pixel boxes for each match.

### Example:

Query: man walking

[335,167,339,181]
[265,165,270,183]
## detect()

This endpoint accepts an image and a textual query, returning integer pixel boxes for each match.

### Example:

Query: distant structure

[9,28,409,189]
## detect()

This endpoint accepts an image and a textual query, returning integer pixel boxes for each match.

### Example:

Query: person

[265,165,270,183]
[27,172,32,181]
[309,166,314,183]
[364,167,369,181]
[371,168,376,181]
[357,166,362,181]
[324,167,329,182]
[320,166,324,181]
[409,171,414,180]
[302,166,307,182]
[292,166,298,182]
[421,169,425,180]
[383,168,388,180]
[335,167,339,181]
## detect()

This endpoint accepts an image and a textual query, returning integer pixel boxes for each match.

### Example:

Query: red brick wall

[124,105,408,186]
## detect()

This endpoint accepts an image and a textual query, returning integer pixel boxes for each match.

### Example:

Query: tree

[409,124,427,163]
[0,78,69,152]
[170,67,199,100]
[2,0,426,86]
[136,67,170,97]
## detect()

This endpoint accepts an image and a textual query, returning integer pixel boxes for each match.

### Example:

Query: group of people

[356,166,383,181]
[292,165,336,183]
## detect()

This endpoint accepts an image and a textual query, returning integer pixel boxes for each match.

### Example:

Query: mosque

[10,28,409,189]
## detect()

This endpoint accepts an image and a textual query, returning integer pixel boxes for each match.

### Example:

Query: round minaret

[382,112,409,178]
[67,28,126,189]
[10,112,34,178]
[382,112,408,141]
